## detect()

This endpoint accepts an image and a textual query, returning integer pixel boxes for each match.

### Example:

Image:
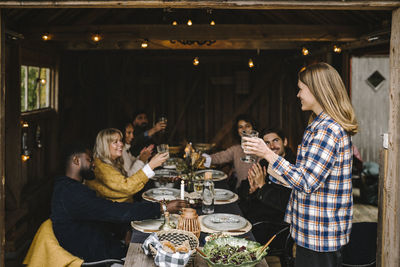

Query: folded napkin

[211,216,240,223]
[153,189,174,195]
[142,233,192,267]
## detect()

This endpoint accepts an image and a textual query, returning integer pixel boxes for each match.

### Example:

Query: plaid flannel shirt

[270,112,353,252]
[142,233,193,267]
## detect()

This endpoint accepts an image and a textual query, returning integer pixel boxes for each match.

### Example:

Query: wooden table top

[124,243,269,267]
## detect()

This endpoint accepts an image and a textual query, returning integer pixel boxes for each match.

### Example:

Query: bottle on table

[202,171,215,214]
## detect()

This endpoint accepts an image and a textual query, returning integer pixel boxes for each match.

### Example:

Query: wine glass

[240,130,259,163]
[157,144,170,158]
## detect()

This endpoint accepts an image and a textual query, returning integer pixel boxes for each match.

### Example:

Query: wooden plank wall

[0,9,6,267]
[58,50,312,153]
[380,7,400,267]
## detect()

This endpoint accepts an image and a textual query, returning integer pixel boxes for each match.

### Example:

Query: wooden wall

[59,50,311,153]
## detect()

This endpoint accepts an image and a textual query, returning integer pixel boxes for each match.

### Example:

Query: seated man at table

[130,110,166,156]
[238,128,296,226]
[51,144,186,262]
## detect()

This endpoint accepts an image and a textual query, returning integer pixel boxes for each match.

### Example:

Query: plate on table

[195,169,227,181]
[214,189,234,201]
[202,213,247,231]
[152,169,179,180]
[143,187,181,201]
[162,157,185,170]
[131,215,179,233]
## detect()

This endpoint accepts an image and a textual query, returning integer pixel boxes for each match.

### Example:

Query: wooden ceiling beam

[62,40,301,50]
[24,24,363,42]
[0,1,399,10]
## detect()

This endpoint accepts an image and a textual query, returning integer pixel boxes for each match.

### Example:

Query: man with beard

[130,110,166,156]
[51,144,186,262]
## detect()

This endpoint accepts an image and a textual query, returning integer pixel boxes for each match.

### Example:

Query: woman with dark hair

[121,122,153,176]
[203,114,257,190]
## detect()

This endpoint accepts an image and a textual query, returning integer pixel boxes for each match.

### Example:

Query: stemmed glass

[240,130,259,163]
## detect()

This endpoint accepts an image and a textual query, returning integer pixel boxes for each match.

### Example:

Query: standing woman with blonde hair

[244,63,357,267]
[86,128,168,203]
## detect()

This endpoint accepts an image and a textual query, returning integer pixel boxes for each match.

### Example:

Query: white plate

[131,215,179,233]
[202,213,247,231]
[195,169,228,181]
[214,189,234,201]
[144,187,181,200]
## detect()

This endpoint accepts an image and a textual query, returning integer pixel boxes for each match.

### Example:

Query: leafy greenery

[20,65,50,112]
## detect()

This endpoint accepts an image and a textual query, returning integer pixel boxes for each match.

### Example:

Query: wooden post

[0,9,6,267]
[380,7,400,267]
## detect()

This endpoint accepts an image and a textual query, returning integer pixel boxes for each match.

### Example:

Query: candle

[180,180,185,200]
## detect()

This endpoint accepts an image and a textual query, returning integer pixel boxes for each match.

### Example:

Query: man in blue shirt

[51,144,185,262]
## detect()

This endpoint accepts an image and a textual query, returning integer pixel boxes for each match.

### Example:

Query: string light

[141,39,148,48]
[333,45,342,53]
[210,20,216,26]
[172,21,178,26]
[22,121,29,128]
[302,47,309,56]
[187,19,193,26]
[41,33,51,41]
[91,33,102,42]
[21,155,30,161]
[248,58,254,68]
[193,57,199,66]
[39,78,46,85]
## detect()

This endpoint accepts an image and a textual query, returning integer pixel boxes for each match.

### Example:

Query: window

[20,65,51,112]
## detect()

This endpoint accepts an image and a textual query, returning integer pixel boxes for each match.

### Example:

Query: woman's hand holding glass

[242,136,278,163]
[148,152,169,170]
[241,130,259,163]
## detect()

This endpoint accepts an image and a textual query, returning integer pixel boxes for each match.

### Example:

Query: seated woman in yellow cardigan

[86,128,168,202]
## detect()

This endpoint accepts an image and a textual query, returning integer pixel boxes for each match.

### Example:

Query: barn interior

[1,6,394,266]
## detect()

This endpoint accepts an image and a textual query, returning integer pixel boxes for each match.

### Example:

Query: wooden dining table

[123,179,270,267]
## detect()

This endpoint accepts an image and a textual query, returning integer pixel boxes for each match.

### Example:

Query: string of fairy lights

[40,12,343,69]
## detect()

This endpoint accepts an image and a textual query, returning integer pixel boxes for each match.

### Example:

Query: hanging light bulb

[91,33,102,42]
[248,58,254,68]
[21,154,30,161]
[141,39,148,48]
[39,78,46,85]
[302,47,309,56]
[333,45,342,53]
[172,21,178,26]
[22,121,29,128]
[187,19,193,26]
[193,57,199,66]
[41,33,51,41]
[210,20,216,26]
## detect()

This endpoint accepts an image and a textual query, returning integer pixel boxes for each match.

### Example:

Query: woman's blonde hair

[298,62,358,135]
[93,128,127,176]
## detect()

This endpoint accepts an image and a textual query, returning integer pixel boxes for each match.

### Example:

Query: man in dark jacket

[51,144,185,262]
[238,128,296,243]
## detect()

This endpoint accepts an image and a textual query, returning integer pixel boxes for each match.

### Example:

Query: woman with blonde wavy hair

[243,62,357,266]
[86,128,168,202]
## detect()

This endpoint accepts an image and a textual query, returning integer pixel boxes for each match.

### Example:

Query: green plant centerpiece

[200,236,268,267]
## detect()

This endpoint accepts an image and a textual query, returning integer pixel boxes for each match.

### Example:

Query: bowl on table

[199,236,268,267]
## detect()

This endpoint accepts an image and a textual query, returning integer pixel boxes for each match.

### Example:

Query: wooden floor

[265,188,379,267]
